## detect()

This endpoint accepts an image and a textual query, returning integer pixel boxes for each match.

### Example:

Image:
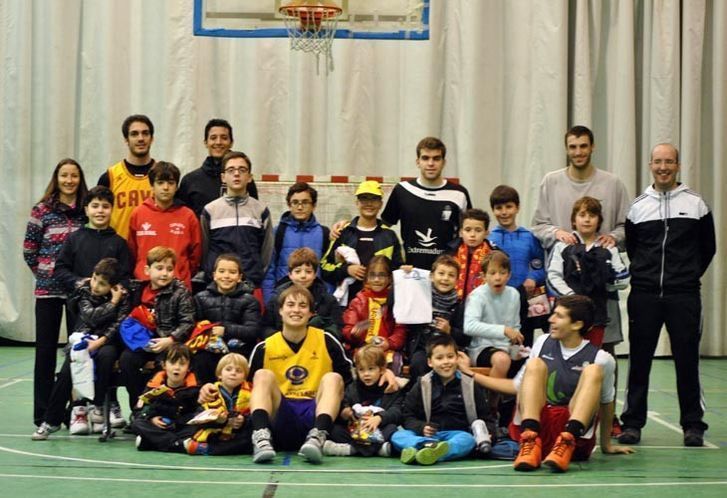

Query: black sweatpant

[43,343,121,426]
[621,291,707,431]
[33,298,72,425]
[119,349,161,411]
[131,418,197,452]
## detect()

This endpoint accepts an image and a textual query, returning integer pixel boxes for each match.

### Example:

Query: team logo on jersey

[415,228,438,247]
[137,222,157,236]
[571,361,592,372]
[546,371,567,403]
[441,205,452,221]
[285,365,309,385]
[169,222,186,235]
[530,258,544,270]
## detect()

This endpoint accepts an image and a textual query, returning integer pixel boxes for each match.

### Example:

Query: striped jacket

[201,195,273,286]
[23,197,85,297]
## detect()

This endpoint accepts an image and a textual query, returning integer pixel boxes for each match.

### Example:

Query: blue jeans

[391,429,476,461]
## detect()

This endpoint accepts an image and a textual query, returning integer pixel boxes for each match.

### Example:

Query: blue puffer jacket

[261,211,330,302]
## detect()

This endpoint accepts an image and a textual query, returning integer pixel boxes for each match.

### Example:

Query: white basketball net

[279,6,341,74]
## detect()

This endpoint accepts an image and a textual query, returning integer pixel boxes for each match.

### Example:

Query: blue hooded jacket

[261,211,331,302]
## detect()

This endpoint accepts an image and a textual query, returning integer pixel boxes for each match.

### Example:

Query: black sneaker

[683,428,704,447]
[617,427,641,444]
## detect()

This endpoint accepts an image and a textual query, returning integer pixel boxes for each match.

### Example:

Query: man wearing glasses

[618,143,715,448]
[201,151,273,288]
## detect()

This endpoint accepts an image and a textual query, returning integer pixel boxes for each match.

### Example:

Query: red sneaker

[611,417,623,438]
[513,430,542,471]
[543,432,576,472]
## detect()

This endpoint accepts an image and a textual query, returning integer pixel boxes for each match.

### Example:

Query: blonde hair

[354,344,386,369]
[215,353,249,380]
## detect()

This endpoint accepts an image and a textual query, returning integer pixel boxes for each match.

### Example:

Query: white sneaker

[32,422,61,441]
[471,419,492,455]
[298,428,327,464]
[69,406,90,435]
[377,442,392,457]
[251,428,276,463]
[322,440,352,456]
[89,406,105,425]
[110,403,126,428]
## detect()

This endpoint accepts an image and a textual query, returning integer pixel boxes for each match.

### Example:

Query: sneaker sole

[415,442,449,466]
[31,434,49,441]
[252,449,276,463]
[543,458,568,473]
[617,435,640,444]
[513,461,540,471]
[400,447,417,464]
[298,444,323,464]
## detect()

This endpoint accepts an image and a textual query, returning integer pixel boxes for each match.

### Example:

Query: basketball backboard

[193,0,430,40]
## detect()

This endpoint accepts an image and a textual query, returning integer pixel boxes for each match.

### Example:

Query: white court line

[0,434,714,450]
[615,399,719,449]
[0,445,510,473]
[0,473,726,488]
[0,379,24,389]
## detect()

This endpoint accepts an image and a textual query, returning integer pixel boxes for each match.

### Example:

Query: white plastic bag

[392,268,432,324]
[69,332,95,400]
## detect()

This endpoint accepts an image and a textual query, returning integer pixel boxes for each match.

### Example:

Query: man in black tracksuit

[619,143,716,447]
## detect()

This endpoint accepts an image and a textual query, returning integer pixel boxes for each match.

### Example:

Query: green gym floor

[0,347,725,497]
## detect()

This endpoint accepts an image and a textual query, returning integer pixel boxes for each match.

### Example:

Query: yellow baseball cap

[355,180,383,197]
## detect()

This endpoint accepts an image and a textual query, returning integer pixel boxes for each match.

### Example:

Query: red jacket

[342,287,406,352]
[128,198,202,289]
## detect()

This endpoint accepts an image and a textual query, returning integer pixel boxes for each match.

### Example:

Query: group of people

[23,116,715,472]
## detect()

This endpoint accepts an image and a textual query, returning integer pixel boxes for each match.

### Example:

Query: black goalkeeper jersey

[382,179,471,269]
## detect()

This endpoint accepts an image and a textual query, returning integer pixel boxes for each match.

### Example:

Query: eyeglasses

[290,200,313,207]
[224,167,249,175]
[650,159,677,165]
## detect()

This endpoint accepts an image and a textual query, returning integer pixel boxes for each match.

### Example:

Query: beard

[568,153,592,169]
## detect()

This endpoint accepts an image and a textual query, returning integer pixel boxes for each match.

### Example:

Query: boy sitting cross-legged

[392,334,494,465]
[119,246,195,412]
[458,295,634,473]
[184,352,253,456]
[324,345,404,457]
[132,343,200,452]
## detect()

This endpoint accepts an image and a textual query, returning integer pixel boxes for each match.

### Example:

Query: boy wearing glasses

[321,180,404,307]
[262,182,331,303]
[201,151,273,289]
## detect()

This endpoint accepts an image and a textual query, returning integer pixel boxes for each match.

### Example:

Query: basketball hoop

[278,0,342,74]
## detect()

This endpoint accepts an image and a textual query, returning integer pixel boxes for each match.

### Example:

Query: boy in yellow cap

[321,180,404,306]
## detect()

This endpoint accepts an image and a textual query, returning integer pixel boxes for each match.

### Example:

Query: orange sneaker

[543,432,576,472]
[513,430,542,471]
